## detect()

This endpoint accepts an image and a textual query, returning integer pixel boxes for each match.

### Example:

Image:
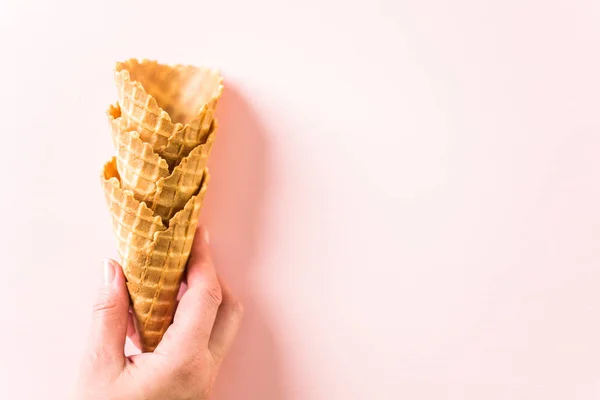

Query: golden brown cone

[108,103,215,224]
[115,59,222,168]
[101,158,210,352]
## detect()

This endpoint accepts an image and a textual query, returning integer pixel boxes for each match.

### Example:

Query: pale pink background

[1,0,600,399]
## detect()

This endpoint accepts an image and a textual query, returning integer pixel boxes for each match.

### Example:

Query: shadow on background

[201,82,286,400]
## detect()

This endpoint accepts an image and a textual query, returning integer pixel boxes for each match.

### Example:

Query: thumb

[87,259,129,368]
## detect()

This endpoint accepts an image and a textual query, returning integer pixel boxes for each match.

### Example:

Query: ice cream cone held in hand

[100,59,223,352]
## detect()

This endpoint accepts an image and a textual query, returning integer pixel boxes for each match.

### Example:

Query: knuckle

[202,282,223,309]
[171,370,194,398]
[167,355,211,399]
[86,345,115,366]
[174,366,194,385]
[93,289,119,316]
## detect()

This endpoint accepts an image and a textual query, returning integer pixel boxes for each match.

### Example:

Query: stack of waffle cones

[100,59,223,352]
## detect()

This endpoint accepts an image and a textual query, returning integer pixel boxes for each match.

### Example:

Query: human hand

[75,227,243,400]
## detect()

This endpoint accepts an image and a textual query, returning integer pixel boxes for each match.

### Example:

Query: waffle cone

[101,58,221,351]
[115,59,223,168]
[101,158,210,352]
[108,104,215,224]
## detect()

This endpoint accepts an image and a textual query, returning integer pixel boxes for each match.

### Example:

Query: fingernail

[103,259,115,286]
[203,228,210,245]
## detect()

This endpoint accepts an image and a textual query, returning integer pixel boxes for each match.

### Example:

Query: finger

[126,311,141,350]
[157,226,222,354]
[177,280,188,301]
[208,277,244,366]
[87,259,129,369]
